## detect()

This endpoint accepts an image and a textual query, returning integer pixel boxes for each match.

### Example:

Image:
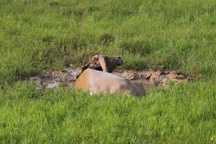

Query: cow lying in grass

[75,55,145,97]
[75,69,145,96]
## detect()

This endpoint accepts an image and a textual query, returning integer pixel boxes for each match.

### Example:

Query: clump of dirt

[29,68,192,90]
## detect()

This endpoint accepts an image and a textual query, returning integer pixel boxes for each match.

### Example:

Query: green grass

[0,81,215,143]
[0,0,216,143]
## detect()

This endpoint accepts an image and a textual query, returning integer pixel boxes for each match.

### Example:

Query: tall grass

[0,0,216,143]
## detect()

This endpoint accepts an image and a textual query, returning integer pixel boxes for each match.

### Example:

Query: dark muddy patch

[29,68,80,89]
[28,68,192,90]
[114,70,192,88]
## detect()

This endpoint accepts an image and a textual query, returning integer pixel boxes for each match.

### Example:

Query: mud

[29,68,80,89]
[114,70,192,88]
[29,68,192,90]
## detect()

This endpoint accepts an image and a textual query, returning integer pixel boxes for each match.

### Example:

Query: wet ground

[29,68,192,90]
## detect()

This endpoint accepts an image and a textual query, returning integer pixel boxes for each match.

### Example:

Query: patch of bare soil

[29,68,192,90]
[114,70,192,89]
[29,68,80,89]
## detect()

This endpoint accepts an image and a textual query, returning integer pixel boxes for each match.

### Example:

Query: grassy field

[0,0,216,143]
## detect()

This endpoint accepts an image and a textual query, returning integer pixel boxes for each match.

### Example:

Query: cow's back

[75,69,145,96]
